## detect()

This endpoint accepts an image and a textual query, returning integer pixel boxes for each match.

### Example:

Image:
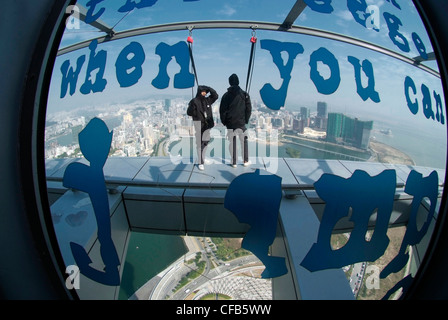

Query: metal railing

[57,20,440,78]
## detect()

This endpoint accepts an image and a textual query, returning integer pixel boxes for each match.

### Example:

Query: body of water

[118,232,187,300]
[168,120,446,169]
[371,121,446,169]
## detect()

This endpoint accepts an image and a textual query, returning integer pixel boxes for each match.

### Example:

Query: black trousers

[196,140,209,165]
[195,126,210,165]
[228,128,248,165]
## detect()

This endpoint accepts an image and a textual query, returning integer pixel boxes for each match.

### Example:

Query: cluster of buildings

[44,98,374,160]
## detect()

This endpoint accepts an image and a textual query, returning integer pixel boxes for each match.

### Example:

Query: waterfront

[166,132,411,167]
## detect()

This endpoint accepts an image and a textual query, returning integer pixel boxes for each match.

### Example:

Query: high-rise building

[326,113,344,143]
[316,102,328,130]
[164,99,171,112]
[300,107,310,120]
[326,113,373,149]
[317,101,327,118]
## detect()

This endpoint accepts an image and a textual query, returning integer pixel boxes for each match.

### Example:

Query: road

[350,261,366,297]
[150,236,264,300]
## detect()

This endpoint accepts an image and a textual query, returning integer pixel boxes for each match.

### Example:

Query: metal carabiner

[187,25,194,43]
[250,25,258,43]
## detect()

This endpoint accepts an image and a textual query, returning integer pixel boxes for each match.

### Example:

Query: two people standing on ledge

[187,74,252,171]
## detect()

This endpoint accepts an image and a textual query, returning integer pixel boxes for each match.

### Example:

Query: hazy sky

[47,0,445,136]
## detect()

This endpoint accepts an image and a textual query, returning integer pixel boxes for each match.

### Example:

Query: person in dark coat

[219,74,252,167]
[187,85,218,170]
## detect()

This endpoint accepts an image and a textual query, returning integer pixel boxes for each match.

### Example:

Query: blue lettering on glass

[404,76,444,123]
[433,91,445,124]
[63,118,120,286]
[118,0,158,13]
[151,41,195,89]
[115,41,146,88]
[421,83,435,120]
[347,56,380,103]
[404,76,418,115]
[385,0,401,10]
[118,0,199,13]
[59,38,444,125]
[60,55,85,98]
[304,0,334,14]
[224,169,287,279]
[412,32,428,61]
[382,274,414,300]
[83,0,427,63]
[380,170,439,279]
[80,39,108,95]
[86,0,201,21]
[85,0,105,24]
[300,170,396,272]
[259,39,304,110]
[300,168,439,297]
[309,47,340,95]
[383,12,410,53]
[347,0,379,32]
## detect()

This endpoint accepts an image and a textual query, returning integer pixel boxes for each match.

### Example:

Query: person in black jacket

[220,74,252,167]
[187,85,218,170]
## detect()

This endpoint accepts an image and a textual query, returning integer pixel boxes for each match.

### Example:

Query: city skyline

[44,96,366,158]
[48,0,445,134]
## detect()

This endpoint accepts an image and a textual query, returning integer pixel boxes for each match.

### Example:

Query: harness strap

[187,29,199,87]
[245,29,257,94]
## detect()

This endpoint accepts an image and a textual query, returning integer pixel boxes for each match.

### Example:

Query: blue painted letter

[115,41,146,88]
[60,55,86,98]
[381,170,438,278]
[260,40,304,110]
[63,118,120,286]
[225,169,287,278]
[309,47,340,95]
[348,56,380,102]
[151,41,195,89]
[304,0,333,13]
[301,170,396,272]
[383,12,410,53]
[85,0,105,24]
[404,76,418,115]
[80,40,108,95]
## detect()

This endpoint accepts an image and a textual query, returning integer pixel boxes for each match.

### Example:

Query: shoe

[243,160,251,167]
[198,164,205,171]
[204,158,212,165]
[231,163,237,168]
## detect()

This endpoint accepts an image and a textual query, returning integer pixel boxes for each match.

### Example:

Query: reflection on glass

[44,0,446,300]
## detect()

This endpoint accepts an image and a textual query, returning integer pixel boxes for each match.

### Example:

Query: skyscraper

[326,113,344,143]
[326,113,373,149]
[317,102,327,118]
[316,102,328,130]
[164,99,171,112]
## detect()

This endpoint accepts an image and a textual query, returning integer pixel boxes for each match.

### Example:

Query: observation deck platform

[45,157,444,299]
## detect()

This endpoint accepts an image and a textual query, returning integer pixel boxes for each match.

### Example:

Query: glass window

[45,0,446,300]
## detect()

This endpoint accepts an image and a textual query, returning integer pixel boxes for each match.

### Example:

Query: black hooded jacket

[220,85,252,130]
[187,85,218,131]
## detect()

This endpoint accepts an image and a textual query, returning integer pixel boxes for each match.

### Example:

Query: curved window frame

[12,0,448,299]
